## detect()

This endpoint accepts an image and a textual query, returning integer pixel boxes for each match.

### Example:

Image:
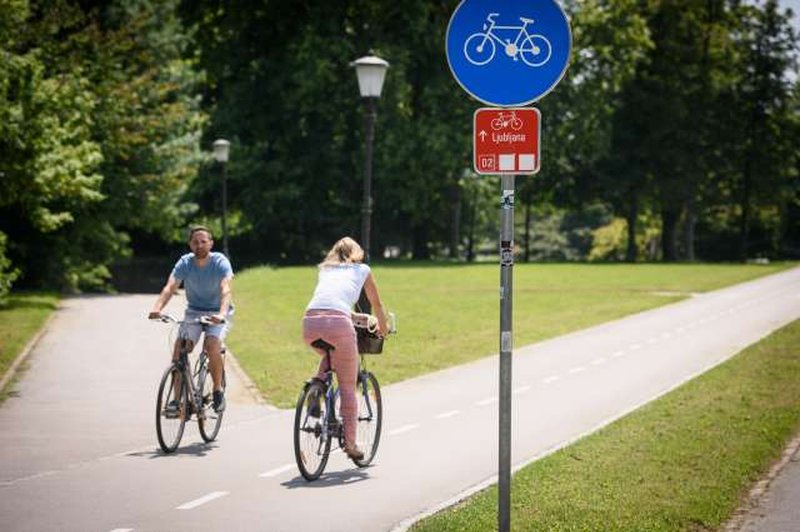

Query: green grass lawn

[0,292,59,384]
[412,318,800,531]
[227,262,792,407]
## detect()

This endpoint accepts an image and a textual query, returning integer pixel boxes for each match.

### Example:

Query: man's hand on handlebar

[201,314,227,325]
[148,311,162,320]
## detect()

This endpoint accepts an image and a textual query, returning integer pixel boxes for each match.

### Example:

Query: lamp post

[351,55,389,264]
[212,139,231,259]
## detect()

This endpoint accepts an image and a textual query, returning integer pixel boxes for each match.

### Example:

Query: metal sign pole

[498,174,515,532]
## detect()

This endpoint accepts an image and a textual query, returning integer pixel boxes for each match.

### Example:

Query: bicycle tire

[156,364,188,453]
[464,33,496,66]
[197,355,225,443]
[520,34,552,67]
[293,380,331,480]
[352,371,382,467]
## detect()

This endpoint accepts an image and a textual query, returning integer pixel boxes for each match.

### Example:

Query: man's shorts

[179,308,233,346]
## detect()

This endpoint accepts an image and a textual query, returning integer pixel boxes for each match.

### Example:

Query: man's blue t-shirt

[171,252,233,312]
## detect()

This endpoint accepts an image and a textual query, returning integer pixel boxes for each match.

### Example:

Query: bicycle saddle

[519,17,534,24]
[311,338,335,351]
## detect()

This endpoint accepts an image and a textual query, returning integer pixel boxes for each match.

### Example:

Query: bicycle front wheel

[197,356,225,443]
[352,371,382,467]
[463,33,495,66]
[293,380,331,481]
[156,364,188,453]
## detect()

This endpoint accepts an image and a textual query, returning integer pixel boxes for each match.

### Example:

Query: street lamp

[351,55,389,264]
[212,139,231,259]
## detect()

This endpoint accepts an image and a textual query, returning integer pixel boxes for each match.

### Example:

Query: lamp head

[351,55,390,98]
[212,139,231,162]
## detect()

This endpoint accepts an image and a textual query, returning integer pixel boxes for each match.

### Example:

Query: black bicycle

[151,314,227,453]
[293,337,384,481]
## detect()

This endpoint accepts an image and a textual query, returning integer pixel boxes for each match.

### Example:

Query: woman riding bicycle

[302,236,388,461]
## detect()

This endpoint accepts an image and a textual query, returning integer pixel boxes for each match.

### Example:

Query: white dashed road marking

[543,375,560,384]
[260,464,295,478]
[389,424,420,436]
[436,410,461,419]
[176,491,229,510]
[476,397,498,406]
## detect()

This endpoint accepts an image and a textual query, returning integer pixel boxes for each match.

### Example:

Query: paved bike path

[1,268,799,531]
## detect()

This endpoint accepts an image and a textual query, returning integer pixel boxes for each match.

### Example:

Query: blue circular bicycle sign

[446,0,572,107]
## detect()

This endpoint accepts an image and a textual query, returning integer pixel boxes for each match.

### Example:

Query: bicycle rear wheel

[352,371,382,467]
[197,355,225,442]
[156,365,188,453]
[293,380,331,480]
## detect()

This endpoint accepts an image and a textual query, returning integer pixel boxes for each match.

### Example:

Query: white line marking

[259,463,295,478]
[591,357,607,365]
[389,424,420,436]
[610,350,626,359]
[542,375,560,384]
[569,366,586,374]
[436,410,461,419]
[476,397,498,406]
[513,385,531,395]
[630,344,642,350]
[647,338,658,344]
[108,529,133,532]
[176,491,229,510]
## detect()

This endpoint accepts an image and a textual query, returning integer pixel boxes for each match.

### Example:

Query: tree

[0,0,206,290]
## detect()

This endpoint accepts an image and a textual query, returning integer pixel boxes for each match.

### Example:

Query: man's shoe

[307,388,322,417]
[212,390,226,413]
[164,400,180,419]
[344,444,364,461]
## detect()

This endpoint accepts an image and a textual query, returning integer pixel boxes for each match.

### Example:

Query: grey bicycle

[152,314,227,453]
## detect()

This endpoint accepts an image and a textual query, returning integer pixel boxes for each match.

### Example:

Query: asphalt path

[1,267,799,532]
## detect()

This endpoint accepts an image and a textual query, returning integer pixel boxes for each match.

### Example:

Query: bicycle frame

[317,352,374,447]
[481,15,533,51]
[168,341,205,420]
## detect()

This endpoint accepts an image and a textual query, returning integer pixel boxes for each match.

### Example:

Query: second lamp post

[212,139,231,259]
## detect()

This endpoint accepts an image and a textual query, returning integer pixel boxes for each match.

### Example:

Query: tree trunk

[625,190,638,262]
[683,196,696,261]
[739,158,752,261]
[411,224,430,260]
[449,180,461,259]
[661,208,679,261]
[524,201,532,262]
[465,185,478,262]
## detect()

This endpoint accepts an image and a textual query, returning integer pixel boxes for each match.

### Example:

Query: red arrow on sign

[473,107,541,175]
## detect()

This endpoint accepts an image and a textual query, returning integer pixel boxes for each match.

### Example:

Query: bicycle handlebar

[148,313,226,325]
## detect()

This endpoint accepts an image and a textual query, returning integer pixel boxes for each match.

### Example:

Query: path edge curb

[0,310,59,394]
[225,348,274,409]
[723,432,800,531]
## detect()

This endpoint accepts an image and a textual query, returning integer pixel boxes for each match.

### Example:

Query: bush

[0,231,20,305]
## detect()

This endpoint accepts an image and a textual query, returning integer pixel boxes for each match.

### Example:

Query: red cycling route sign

[473,107,541,175]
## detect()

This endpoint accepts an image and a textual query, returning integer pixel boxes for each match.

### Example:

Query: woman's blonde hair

[319,237,365,267]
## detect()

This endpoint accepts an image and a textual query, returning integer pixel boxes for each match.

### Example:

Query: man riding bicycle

[149,225,233,413]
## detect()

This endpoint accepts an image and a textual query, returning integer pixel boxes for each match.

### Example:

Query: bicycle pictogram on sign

[464,13,552,68]
[491,111,523,131]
